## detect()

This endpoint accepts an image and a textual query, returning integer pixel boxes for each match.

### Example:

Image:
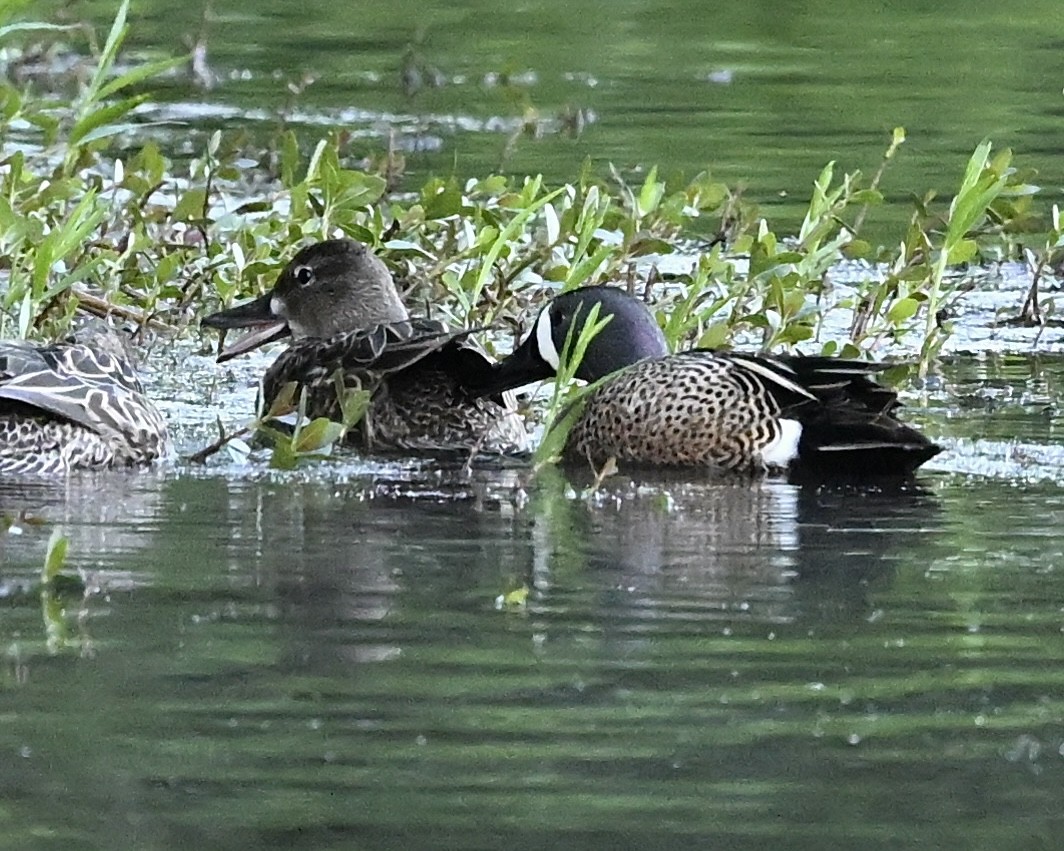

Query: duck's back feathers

[0,341,144,430]
[770,355,940,478]
[261,319,528,454]
[260,319,465,408]
[0,338,167,474]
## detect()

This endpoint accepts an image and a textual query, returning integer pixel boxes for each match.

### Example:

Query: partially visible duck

[0,325,168,475]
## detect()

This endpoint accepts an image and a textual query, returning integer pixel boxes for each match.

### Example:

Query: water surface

[5,3,1064,847]
[4,355,1064,849]
[31,0,1064,238]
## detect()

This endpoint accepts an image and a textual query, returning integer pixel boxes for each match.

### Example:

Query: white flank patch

[535,307,561,371]
[761,418,803,467]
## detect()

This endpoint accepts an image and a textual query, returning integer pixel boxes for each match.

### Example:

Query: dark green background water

[5,3,1064,848]
[39,0,1064,236]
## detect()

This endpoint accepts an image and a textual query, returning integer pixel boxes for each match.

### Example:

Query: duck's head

[202,239,409,362]
[474,286,669,395]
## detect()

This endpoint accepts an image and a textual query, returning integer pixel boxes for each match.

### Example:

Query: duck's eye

[295,266,314,285]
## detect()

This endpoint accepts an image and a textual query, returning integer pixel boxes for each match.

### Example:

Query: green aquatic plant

[918,142,1014,373]
[40,527,85,655]
[188,376,372,468]
[40,527,68,583]
[531,301,613,470]
[0,3,1055,408]
[1015,204,1064,329]
[257,380,373,470]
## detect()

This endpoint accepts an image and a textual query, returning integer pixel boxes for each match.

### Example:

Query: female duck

[473,286,942,478]
[0,325,168,475]
[202,239,527,455]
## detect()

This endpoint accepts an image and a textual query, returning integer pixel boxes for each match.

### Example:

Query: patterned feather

[473,285,941,478]
[0,338,168,475]
[261,320,526,454]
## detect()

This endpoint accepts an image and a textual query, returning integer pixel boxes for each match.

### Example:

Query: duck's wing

[766,354,939,476]
[773,355,904,414]
[261,320,482,406]
[709,351,903,414]
[707,351,821,412]
[0,341,148,433]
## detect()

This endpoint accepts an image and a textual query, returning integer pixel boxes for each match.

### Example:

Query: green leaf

[887,297,921,324]
[173,188,208,223]
[850,189,883,205]
[565,242,614,288]
[96,55,188,101]
[531,303,614,468]
[533,393,589,468]
[42,528,69,583]
[778,322,814,344]
[293,417,345,453]
[280,130,300,187]
[472,185,565,302]
[264,382,300,419]
[422,184,464,219]
[946,238,978,265]
[69,95,148,146]
[696,322,731,349]
[637,166,664,217]
[339,388,372,428]
[945,141,1006,248]
[268,439,298,470]
[82,0,130,105]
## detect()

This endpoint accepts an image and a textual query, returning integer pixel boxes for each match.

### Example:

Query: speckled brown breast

[562,353,788,471]
[360,366,527,454]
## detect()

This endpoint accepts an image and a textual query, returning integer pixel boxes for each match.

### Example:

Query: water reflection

[117,467,949,689]
[5,461,1064,849]
[526,472,942,633]
[0,471,166,598]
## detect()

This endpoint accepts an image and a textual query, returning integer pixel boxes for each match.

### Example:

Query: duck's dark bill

[212,321,289,363]
[202,293,291,363]
[467,339,552,397]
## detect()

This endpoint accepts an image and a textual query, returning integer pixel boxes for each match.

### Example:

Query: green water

[3,445,1064,849]
[36,0,1064,237]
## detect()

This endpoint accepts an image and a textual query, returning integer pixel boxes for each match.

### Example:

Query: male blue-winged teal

[0,325,169,475]
[472,286,942,478]
[201,238,528,455]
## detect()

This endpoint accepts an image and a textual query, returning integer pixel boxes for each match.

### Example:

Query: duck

[201,238,528,455]
[0,324,169,475]
[470,285,942,478]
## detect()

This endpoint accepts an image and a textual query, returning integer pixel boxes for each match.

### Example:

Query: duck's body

[473,286,941,479]
[0,331,169,475]
[202,239,527,455]
[259,318,528,454]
